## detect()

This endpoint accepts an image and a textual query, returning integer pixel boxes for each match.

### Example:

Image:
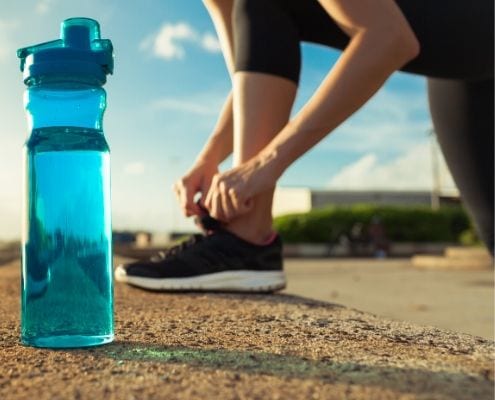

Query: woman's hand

[173,0,236,219]
[204,153,279,222]
[173,161,219,217]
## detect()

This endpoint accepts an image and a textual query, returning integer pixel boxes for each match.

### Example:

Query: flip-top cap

[17,18,113,85]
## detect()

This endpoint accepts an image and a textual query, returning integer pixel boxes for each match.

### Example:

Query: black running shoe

[114,229,286,292]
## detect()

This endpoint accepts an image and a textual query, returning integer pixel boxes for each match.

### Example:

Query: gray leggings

[233,0,494,252]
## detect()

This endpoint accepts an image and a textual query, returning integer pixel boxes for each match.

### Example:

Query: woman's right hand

[173,161,219,217]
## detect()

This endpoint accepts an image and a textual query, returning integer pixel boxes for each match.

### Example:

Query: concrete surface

[0,258,493,400]
[411,247,492,270]
[284,258,494,340]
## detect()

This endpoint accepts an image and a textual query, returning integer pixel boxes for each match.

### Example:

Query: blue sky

[0,0,455,239]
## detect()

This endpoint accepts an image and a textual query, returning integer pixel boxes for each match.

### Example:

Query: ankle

[225,222,275,245]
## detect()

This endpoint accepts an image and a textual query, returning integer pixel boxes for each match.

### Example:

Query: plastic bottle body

[21,82,113,348]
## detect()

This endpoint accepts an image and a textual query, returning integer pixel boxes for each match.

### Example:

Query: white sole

[114,265,286,292]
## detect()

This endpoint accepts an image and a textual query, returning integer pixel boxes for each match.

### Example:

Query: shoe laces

[151,234,204,261]
[194,201,222,232]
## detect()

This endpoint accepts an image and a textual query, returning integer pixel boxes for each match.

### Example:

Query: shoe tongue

[151,234,204,261]
[195,213,222,233]
[150,251,166,262]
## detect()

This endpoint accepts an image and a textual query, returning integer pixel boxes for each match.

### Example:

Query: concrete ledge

[412,246,493,270]
[411,255,492,270]
[445,247,492,260]
[0,259,493,399]
[283,243,332,257]
[389,242,457,257]
[283,242,457,258]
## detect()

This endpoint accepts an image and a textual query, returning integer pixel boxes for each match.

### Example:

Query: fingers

[204,174,252,222]
[229,188,253,216]
[197,173,215,209]
[218,181,236,221]
[173,178,200,217]
[205,175,230,221]
[172,162,220,218]
[203,174,217,218]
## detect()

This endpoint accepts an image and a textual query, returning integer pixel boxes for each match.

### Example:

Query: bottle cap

[17,18,113,85]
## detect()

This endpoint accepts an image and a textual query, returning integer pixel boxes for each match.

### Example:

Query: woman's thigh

[234,0,493,81]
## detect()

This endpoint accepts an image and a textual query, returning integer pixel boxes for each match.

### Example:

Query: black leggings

[233,0,494,252]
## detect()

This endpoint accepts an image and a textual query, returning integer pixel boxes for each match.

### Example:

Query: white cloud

[201,33,221,53]
[124,162,146,176]
[327,140,457,193]
[145,22,196,60]
[140,22,221,60]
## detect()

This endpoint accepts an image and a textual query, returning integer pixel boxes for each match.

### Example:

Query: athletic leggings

[233,0,494,253]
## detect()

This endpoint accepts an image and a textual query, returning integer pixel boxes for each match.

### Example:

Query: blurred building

[272,187,460,217]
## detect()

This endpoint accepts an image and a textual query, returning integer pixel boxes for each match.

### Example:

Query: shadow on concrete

[82,340,493,399]
[189,292,345,309]
[123,285,345,309]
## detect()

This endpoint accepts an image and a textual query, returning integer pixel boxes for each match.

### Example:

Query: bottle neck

[24,82,106,132]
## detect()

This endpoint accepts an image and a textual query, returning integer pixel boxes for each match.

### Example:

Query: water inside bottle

[22,126,113,348]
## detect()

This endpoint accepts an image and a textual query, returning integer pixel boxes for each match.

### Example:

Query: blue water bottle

[18,18,114,348]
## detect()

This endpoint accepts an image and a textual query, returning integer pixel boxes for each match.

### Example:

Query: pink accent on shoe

[261,231,278,246]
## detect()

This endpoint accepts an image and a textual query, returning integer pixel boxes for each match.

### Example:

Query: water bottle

[18,18,114,348]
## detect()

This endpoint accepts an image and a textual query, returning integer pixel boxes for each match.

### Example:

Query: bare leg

[225,72,297,244]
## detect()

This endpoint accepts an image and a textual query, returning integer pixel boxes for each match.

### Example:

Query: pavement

[284,258,494,339]
[0,257,493,400]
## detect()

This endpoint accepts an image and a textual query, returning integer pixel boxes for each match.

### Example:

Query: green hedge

[273,204,474,244]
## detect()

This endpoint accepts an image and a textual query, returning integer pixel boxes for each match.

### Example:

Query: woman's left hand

[204,155,278,222]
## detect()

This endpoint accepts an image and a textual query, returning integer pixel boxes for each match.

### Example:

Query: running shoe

[114,228,286,292]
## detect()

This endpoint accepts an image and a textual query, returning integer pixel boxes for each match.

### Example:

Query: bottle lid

[17,18,113,85]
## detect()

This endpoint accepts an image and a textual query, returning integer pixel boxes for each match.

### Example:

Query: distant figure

[116,0,493,292]
[368,216,389,259]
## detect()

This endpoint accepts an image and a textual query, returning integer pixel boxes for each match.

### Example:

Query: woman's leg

[228,0,494,250]
[428,78,494,253]
[222,0,299,243]
[225,73,296,243]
